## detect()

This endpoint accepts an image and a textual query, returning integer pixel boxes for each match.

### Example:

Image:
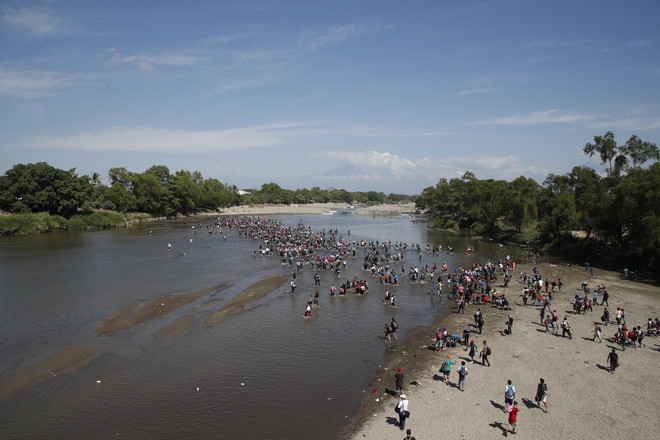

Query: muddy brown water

[0,214,527,439]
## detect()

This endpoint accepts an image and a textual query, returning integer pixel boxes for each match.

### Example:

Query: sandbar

[97,285,227,335]
[0,345,102,401]
[204,274,289,325]
[154,314,195,339]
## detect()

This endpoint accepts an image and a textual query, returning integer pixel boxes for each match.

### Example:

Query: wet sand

[154,314,196,339]
[350,264,660,439]
[204,274,289,325]
[0,346,102,400]
[2,278,286,401]
[97,285,227,335]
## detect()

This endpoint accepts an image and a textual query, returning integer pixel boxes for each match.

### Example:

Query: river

[0,213,524,439]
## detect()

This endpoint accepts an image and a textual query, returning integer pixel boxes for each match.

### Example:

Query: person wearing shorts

[535,378,548,412]
[504,401,519,436]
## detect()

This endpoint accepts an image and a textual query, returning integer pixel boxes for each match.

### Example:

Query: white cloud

[0,69,77,98]
[1,6,66,36]
[476,109,593,126]
[309,151,548,182]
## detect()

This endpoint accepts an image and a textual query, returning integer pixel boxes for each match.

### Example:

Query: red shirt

[509,406,519,423]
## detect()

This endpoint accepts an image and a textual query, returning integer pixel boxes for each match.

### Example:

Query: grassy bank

[0,211,130,235]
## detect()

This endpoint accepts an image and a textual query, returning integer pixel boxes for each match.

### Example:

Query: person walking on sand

[480,340,491,367]
[504,401,519,436]
[592,323,602,342]
[458,361,468,391]
[465,339,478,363]
[607,348,619,373]
[441,355,455,384]
[394,367,404,396]
[504,380,516,409]
[505,315,514,335]
[535,378,548,412]
[561,317,572,339]
[396,394,409,430]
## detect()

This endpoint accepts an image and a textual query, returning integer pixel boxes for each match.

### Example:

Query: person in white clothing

[396,394,409,430]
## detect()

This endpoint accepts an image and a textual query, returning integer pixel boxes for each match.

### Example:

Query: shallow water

[0,214,525,439]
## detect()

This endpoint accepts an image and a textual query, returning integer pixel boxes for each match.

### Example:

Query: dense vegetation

[416,132,660,267]
[0,162,415,233]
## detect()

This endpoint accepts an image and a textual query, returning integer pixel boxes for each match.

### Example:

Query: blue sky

[1,0,659,194]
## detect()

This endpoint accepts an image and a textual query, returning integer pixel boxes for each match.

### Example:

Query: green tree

[620,135,660,169]
[0,162,92,217]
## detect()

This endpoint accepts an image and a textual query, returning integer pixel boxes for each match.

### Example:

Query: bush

[0,213,67,234]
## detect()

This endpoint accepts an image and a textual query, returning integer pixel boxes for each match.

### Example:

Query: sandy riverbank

[349,264,660,439]
[217,202,417,217]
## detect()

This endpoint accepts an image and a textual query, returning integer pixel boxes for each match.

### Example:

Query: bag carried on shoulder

[400,410,410,418]
[394,404,400,414]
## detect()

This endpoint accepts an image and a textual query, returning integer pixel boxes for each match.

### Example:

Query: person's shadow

[488,421,506,435]
[595,363,609,372]
[385,416,399,426]
[490,400,505,411]
[521,397,536,409]
[384,387,399,397]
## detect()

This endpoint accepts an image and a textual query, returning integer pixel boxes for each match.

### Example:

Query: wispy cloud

[99,48,205,69]
[13,125,296,154]
[304,24,366,50]
[525,55,556,64]
[623,40,653,49]
[458,88,498,96]
[12,120,456,154]
[215,74,284,93]
[585,117,660,131]
[476,109,593,126]
[1,5,67,36]
[0,69,84,99]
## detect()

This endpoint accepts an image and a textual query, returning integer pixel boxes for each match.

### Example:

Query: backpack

[392,321,398,330]
[506,385,514,399]
[459,366,467,377]
[486,346,492,356]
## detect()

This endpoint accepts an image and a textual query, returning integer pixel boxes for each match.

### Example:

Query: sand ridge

[96,285,228,335]
[0,346,102,401]
[203,274,289,325]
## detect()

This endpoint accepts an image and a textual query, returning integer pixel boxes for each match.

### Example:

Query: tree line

[0,163,415,219]
[416,132,660,266]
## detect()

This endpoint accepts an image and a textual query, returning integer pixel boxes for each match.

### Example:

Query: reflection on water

[0,214,526,439]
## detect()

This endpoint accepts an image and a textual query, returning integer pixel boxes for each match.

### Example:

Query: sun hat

[397,368,402,372]
[400,394,406,399]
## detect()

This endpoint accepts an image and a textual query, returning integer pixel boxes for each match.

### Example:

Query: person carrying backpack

[504,380,516,408]
[480,340,491,367]
[535,378,548,412]
[458,361,468,391]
